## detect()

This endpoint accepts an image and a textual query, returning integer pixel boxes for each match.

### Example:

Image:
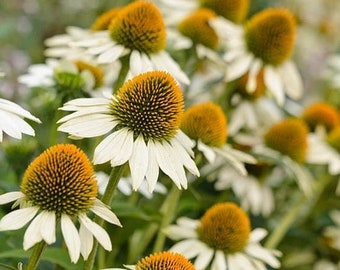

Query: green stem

[112,55,130,93]
[152,184,182,253]
[264,174,332,249]
[83,164,125,270]
[26,241,47,270]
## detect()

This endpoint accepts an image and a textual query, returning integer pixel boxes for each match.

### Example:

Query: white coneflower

[58,71,199,193]
[165,202,281,270]
[0,144,121,263]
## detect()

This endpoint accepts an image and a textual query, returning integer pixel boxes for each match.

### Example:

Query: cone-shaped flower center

[178,9,219,50]
[197,202,250,253]
[301,102,340,133]
[21,144,98,217]
[245,8,296,65]
[110,71,184,142]
[109,1,166,54]
[91,7,122,31]
[199,0,249,23]
[264,118,308,162]
[327,127,340,153]
[181,102,227,147]
[74,60,104,89]
[135,251,195,270]
[234,69,266,100]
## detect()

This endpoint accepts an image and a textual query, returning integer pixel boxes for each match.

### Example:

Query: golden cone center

[197,202,250,253]
[111,71,184,142]
[21,144,98,217]
[135,252,195,270]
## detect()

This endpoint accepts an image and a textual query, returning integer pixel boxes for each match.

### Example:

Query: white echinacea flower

[165,202,281,270]
[0,144,121,263]
[58,71,199,193]
[210,7,303,105]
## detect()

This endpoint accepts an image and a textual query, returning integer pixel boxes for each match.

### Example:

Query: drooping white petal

[0,206,38,231]
[164,225,198,240]
[93,128,133,165]
[197,141,216,163]
[0,191,24,205]
[61,214,81,263]
[245,244,281,268]
[79,214,112,251]
[145,141,160,193]
[194,247,214,270]
[79,221,94,260]
[91,199,122,226]
[264,66,285,106]
[97,45,126,64]
[211,250,227,270]
[249,228,268,243]
[39,211,56,245]
[246,59,262,93]
[225,53,253,82]
[154,141,187,189]
[279,61,303,100]
[129,135,148,191]
[23,212,45,250]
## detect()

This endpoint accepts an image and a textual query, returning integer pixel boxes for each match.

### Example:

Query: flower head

[165,202,281,270]
[0,144,121,263]
[181,102,227,147]
[104,251,195,270]
[0,98,41,142]
[90,7,122,31]
[210,7,302,105]
[245,8,296,66]
[197,202,250,253]
[67,1,189,85]
[109,1,166,54]
[58,71,199,193]
[301,102,340,133]
[200,0,249,23]
[264,118,309,162]
[178,9,219,50]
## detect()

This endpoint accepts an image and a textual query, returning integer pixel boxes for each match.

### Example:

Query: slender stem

[83,164,125,270]
[152,184,182,253]
[26,241,47,270]
[264,174,332,249]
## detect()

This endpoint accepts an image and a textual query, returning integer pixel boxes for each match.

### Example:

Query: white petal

[39,211,56,244]
[0,191,24,205]
[91,199,122,226]
[245,244,281,268]
[264,66,285,106]
[145,141,160,193]
[0,206,38,231]
[23,212,45,250]
[225,54,253,82]
[211,250,227,270]
[197,141,216,163]
[97,45,126,64]
[61,214,81,263]
[129,135,148,191]
[249,228,268,243]
[79,221,94,260]
[279,61,303,100]
[93,128,133,165]
[194,247,214,269]
[79,214,112,251]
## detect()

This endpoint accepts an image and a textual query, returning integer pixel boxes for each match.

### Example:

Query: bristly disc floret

[21,144,98,218]
[245,8,296,65]
[135,251,195,270]
[110,71,184,142]
[197,202,250,253]
[181,102,227,147]
[199,0,249,23]
[264,118,309,162]
[178,8,219,49]
[109,1,166,54]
